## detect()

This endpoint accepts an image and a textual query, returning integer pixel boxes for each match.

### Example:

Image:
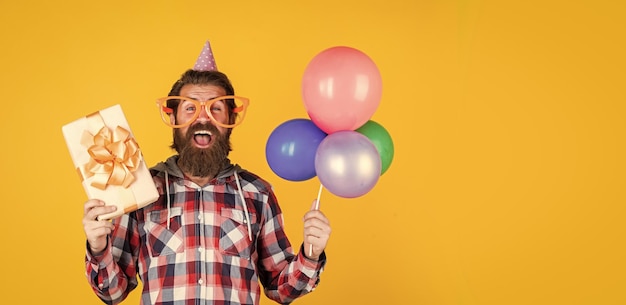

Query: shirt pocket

[219,208,257,259]
[146,207,184,257]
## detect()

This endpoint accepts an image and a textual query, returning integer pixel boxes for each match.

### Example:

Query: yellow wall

[1,1,624,304]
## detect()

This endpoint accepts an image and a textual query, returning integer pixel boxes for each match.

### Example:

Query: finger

[304,220,331,246]
[83,199,105,215]
[305,231,330,255]
[304,219,329,234]
[84,204,117,221]
[84,215,115,229]
[85,221,115,234]
[303,210,329,225]
[304,216,331,236]
[310,199,319,211]
[84,224,114,248]
[304,225,326,238]
[306,232,329,246]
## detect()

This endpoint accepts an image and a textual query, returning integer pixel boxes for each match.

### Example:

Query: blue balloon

[266,118,327,181]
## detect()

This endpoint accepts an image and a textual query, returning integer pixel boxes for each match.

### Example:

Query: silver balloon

[315,131,381,198]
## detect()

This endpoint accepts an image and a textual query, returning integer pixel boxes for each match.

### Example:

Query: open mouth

[193,130,213,148]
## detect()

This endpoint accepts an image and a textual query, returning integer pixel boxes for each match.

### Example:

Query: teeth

[194,130,213,136]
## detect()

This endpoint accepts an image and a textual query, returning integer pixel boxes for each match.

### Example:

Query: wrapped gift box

[62,104,159,220]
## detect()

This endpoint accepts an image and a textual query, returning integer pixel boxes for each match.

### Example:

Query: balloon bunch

[265,46,394,198]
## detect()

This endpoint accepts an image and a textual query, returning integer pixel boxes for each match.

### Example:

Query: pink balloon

[302,46,382,134]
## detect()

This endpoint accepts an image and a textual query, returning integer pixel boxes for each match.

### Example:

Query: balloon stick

[309,183,323,257]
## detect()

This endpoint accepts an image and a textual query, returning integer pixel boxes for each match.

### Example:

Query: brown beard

[172,123,231,178]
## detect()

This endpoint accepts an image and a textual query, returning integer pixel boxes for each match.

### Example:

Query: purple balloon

[266,118,327,181]
[315,131,381,198]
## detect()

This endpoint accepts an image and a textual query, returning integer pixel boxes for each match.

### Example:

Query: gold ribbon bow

[80,125,142,190]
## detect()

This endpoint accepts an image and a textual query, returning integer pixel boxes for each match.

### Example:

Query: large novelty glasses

[156,95,249,129]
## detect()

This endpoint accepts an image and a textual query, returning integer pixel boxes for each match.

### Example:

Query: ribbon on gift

[79,111,143,190]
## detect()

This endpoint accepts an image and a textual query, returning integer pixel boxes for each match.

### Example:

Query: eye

[180,101,197,113]
[210,100,226,113]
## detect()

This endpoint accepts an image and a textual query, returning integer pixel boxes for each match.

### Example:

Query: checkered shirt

[85,158,326,305]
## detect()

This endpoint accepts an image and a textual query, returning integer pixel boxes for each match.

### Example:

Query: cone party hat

[193,40,218,71]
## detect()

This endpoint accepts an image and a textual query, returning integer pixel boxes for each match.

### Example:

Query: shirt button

[198,247,204,252]
[198,214,203,220]
[198,279,204,285]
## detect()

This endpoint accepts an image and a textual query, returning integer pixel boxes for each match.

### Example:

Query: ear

[169,113,176,125]
[229,112,237,125]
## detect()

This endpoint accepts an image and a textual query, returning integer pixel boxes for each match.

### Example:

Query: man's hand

[82,200,117,255]
[302,200,331,261]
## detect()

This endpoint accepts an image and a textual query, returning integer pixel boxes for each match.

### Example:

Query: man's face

[172,84,232,178]
[173,84,230,139]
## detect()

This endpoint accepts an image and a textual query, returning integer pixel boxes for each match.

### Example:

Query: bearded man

[81,68,331,305]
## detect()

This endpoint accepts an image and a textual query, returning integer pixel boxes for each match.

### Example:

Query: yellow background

[0,1,624,304]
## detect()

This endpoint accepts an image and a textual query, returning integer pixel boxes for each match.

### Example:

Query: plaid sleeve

[256,190,327,303]
[85,213,140,305]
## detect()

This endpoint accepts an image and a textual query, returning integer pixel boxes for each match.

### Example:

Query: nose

[196,104,212,122]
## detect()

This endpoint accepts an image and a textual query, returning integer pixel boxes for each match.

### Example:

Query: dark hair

[166,69,238,125]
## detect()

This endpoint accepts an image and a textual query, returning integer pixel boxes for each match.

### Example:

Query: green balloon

[356,120,394,175]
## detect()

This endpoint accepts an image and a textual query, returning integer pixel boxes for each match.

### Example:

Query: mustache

[186,122,220,137]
